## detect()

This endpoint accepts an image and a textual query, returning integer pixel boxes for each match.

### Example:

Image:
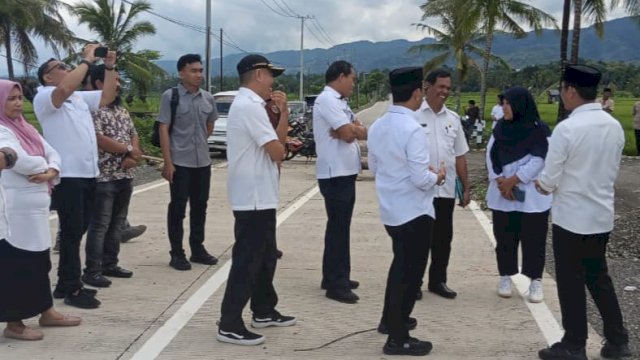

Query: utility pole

[220,28,223,92]
[298,15,312,101]
[204,0,212,92]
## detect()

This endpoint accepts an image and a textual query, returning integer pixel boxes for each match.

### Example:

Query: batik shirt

[92,105,137,182]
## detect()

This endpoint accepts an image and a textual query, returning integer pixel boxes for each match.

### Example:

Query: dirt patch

[466,149,640,358]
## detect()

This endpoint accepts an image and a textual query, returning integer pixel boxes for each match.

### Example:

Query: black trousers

[318,174,357,291]
[425,197,455,286]
[219,209,279,332]
[85,179,133,275]
[492,210,549,279]
[635,129,640,156]
[380,215,433,342]
[553,225,629,347]
[52,177,96,294]
[167,165,211,254]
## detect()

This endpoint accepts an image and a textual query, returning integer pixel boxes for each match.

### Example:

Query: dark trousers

[318,174,357,291]
[492,210,548,279]
[167,165,211,254]
[635,129,640,155]
[426,197,455,286]
[381,215,433,342]
[553,225,629,347]
[85,179,133,275]
[219,209,279,332]
[52,177,96,294]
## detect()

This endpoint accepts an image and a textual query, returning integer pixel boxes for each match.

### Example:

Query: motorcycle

[284,116,316,161]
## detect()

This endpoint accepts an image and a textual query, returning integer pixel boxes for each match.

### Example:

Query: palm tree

[611,0,640,15]
[475,0,556,121]
[71,0,165,96]
[557,0,607,121]
[413,0,508,112]
[0,0,75,79]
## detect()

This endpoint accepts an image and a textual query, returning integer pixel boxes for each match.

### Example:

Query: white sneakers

[528,279,544,303]
[498,276,512,298]
[497,276,544,303]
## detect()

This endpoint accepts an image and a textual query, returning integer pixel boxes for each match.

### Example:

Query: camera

[94,47,108,58]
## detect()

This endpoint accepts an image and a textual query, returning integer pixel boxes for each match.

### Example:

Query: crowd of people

[0,44,633,359]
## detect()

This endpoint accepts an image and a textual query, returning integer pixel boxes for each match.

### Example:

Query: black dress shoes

[416,288,423,300]
[190,252,218,265]
[321,279,359,290]
[103,266,133,278]
[326,289,359,304]
[81,273,112,288]
[428,282,457,299]
[377,317,418,334]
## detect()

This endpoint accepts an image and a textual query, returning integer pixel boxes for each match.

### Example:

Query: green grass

[20,91,639,156]
[454,91,638,156]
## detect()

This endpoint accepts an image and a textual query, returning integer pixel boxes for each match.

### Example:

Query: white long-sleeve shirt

[368,105,439,226]
[485,136,552,213]
[537,103,624,234]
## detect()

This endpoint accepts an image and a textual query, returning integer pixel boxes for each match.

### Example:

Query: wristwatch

[126,144,133,154]
[0,148,16,169]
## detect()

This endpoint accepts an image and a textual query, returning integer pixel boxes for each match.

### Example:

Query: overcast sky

[0,0,630,75]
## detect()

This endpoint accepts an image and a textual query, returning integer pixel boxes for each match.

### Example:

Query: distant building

[547,89,560,104]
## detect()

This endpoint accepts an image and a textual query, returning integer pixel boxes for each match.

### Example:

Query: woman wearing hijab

[485,86,552,303]
[0,79,81,341]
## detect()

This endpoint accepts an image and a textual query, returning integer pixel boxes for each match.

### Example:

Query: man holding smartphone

[34,44,117,309]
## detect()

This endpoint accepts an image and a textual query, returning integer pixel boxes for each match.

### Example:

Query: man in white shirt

[415,69,470,300]
[33,44,117,310]
[536,65,631,360]
[217,55,295,346]
[491,94,504,128]
[313,61,367,304]
[369,67,445,356]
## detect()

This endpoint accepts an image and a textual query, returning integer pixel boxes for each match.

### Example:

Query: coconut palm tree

[611,0,640,15]
[475,0,556,120]
[557,0,607,121]
[0,0,75,79]
[71,0,165,95]
[412,0,509,112]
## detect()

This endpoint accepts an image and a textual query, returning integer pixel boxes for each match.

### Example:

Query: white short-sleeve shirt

[313,86,361,179]
[226,87,280,211]
[415,100,469,198]
[33,86,101,178]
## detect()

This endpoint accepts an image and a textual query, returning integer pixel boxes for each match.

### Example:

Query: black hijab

[490,87,551,175]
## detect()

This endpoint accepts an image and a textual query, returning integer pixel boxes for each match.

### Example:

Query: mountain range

[156,16,640,76]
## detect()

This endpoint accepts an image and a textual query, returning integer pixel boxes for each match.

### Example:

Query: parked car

[208,90,238,154]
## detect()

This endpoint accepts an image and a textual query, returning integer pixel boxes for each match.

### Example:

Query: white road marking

[467,200,564,345]
[129,184,320,360]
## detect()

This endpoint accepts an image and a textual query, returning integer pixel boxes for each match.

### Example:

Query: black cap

[237,54,285,77]
[563,65,601,87]
[389,66,423,88]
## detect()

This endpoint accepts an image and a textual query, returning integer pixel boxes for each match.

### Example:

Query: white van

[208,90,238,153]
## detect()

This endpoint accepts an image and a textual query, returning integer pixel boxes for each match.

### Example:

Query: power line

[304,22,331,48]
[278,0,300,17]
[272,0,298,17]
[311,18,336,47]
[259,0,297,18]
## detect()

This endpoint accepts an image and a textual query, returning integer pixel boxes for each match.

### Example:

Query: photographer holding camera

[33,43,117,309]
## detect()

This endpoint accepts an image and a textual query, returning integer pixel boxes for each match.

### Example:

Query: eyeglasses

[44,62,70,75]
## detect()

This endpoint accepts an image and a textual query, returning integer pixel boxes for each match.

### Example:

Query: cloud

[0,0,630,76]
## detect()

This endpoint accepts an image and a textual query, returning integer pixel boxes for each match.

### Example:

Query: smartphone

[513,187,526,202]
[94,46,108,58]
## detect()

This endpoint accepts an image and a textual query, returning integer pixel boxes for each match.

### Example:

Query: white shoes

[497,276,512,298]
[528,279,544,303]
